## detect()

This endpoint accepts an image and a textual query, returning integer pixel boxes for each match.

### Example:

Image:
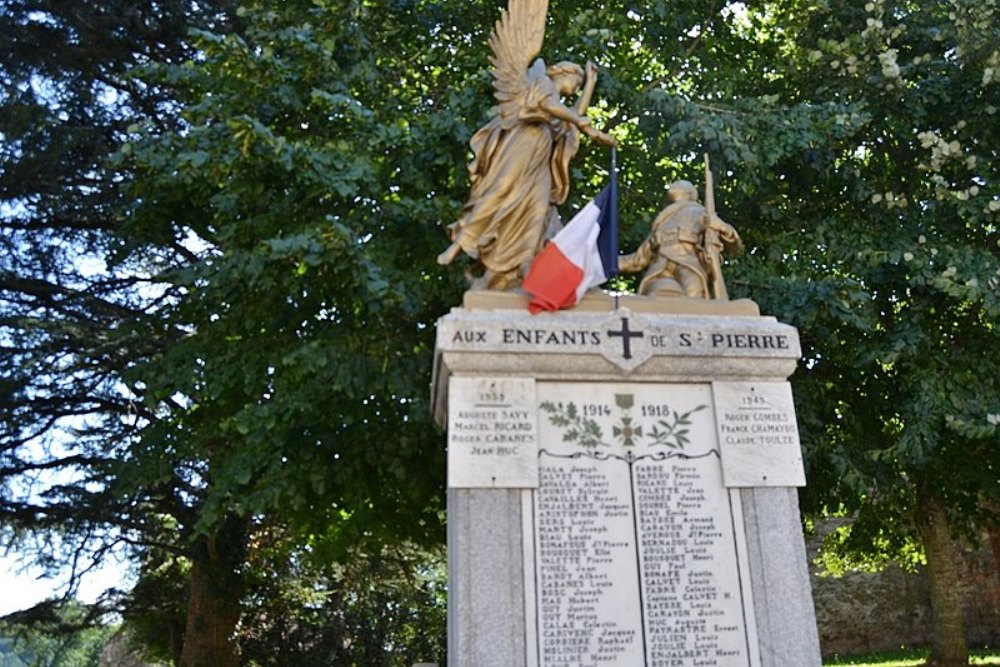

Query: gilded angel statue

[437,0,616,291]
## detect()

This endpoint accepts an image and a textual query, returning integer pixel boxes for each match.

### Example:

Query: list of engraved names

[536,460,643,664]
[531,383,756,667]
[634,461,749,665]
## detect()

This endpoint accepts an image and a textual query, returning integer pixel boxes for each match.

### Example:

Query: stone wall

[811,528,1000,657]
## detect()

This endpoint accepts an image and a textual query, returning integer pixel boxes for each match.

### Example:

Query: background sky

[0,555,128,616]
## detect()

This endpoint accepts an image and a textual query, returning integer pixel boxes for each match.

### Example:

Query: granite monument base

[433,295,821,667]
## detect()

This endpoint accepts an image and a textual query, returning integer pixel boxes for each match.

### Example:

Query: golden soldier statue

[619,157,741,300]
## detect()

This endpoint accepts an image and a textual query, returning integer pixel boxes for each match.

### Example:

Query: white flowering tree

[577,1,997,663]
[629,2,999,664]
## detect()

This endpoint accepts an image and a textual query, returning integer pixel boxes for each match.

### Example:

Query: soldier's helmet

[667,180,699,202]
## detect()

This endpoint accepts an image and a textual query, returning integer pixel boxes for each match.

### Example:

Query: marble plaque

[525,382,759,667]
[712,382,805,488]
[447,376,539,488]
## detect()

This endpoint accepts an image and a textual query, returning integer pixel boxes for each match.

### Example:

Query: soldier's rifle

[702,153,728,300]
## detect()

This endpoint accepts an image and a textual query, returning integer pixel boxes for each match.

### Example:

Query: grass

[824,648,1000,666]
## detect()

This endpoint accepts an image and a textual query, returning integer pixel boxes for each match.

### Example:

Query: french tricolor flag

[523,163,618,313]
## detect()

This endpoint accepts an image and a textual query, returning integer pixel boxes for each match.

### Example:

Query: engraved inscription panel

[712,382,805,487]
[528,383,759,667]
[447,377,539,488]
[435,309,801,374]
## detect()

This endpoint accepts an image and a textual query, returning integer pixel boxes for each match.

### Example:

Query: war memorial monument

[432,1,823,664]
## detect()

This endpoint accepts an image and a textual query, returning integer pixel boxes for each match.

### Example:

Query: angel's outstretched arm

[575,61,599,115]
[540,93,616,147]
[540,94,588,126]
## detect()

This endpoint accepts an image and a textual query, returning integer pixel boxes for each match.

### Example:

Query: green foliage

[0,0,239,644]
[618,7,1000,660]
[546,0,1000,571]
[4,0,457,659]
[0,602,115,667]
[238,529,446,667]
[3,0,999,660]
[112,0,458,555]
[824,647,1000,666]
[714,0,1000,560]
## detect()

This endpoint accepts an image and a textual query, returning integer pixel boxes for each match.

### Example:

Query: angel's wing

[488,0,549,121]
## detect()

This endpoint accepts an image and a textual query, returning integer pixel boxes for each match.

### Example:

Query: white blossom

[984,52,1000,87]
[878,50,900,79]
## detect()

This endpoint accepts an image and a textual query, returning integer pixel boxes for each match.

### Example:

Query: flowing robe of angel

[445,66,580,288]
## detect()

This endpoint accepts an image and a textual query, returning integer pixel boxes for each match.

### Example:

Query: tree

[0,0,237,639]
[106,1,470,661]
[598,3,998,664]
[0,601,115,667]
[6,0,462,663]
[532,1,999,663]
[235,526,446,666]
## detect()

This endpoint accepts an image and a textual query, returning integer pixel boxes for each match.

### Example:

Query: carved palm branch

[488,0,549,121]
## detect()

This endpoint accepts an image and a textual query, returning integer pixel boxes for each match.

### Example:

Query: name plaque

[525,382,760,667]
[712,382,805,487]
[448,376,539,488]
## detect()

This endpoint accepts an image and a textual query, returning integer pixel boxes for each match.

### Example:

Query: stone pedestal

[433,292,822,667]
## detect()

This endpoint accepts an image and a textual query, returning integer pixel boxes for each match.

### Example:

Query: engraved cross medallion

[608,317,644,360]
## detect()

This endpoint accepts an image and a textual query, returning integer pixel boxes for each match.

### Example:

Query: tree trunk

[179,514,247,667]
[915,483,969,667]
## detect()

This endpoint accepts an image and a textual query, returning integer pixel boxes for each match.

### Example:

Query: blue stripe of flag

[594,156,619,279]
